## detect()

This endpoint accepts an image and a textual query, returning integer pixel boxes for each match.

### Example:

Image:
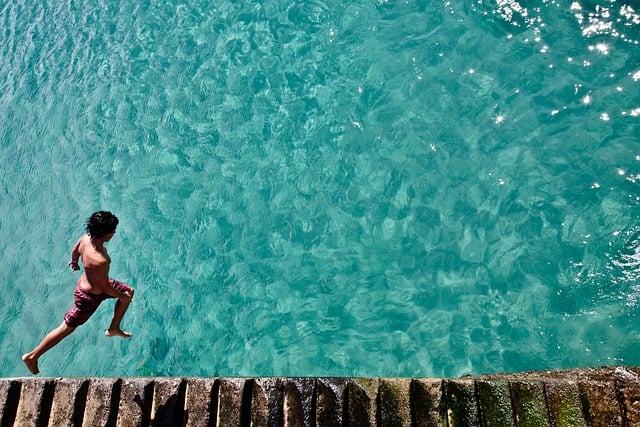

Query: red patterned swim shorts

[63,279,132,328]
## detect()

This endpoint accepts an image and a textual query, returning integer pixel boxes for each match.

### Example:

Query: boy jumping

[22,211,134,375]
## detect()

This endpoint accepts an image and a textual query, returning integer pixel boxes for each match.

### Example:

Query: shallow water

[1,0,639,377]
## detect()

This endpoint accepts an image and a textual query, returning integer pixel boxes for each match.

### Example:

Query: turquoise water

[1,0,639,378]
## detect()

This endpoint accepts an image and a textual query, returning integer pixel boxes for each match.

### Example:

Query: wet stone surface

[0,366,638,426]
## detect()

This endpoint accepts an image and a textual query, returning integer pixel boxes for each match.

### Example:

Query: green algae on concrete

[444,379,479,427]
[476,379,515,427]
[544,380,585,427]
[378,378,411,426]
[510,380,550,427]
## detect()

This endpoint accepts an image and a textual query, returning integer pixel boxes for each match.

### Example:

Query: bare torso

[74,235,111,294]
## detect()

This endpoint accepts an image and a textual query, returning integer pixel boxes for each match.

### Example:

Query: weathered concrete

[0,366,638,426]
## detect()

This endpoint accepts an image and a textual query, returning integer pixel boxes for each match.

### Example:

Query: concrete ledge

[1,366,638,426]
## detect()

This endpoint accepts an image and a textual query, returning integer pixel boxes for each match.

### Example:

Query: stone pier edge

[1,365,639,426]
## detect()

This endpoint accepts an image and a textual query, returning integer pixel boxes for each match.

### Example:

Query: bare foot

[105,329,132,338]
[22,354,39,375]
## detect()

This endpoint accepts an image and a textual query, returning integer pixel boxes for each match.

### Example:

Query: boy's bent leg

[22,321,76,375]
[106,288,134,338]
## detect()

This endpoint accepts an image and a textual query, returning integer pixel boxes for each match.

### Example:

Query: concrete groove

[0,380,21,427]
[1,366,639,426]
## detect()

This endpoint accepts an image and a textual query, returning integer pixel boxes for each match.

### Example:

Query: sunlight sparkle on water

[589,42,610,54]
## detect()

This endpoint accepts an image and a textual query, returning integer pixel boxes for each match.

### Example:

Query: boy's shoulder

[75,234,91,251]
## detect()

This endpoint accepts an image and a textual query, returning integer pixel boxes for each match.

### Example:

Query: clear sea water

[1,0,639,378]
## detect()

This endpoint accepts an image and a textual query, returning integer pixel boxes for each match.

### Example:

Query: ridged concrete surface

[1,366,638,426]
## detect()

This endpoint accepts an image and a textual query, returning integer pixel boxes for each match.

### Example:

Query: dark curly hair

[86,211,119,238]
